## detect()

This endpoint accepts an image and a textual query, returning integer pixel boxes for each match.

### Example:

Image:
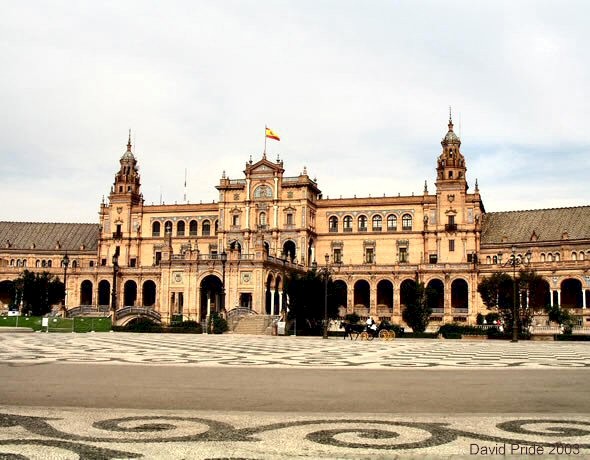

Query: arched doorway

[451,279,469,311]
[229,240,242,255]
[0,280,15,308]
[142,280,157,307]
[334,280,348,316]
[307,238,314,267]
[427,279,444,312]
[353,280,370,309]
[400,279,416,307]
[124,280,137,307]
[274,275,282,314]
[561,278,583,308]
[282,240,296,262]
[98,280,110,306]
[200,275,222,320]
[80,280,93,305]
[376,280,393,311]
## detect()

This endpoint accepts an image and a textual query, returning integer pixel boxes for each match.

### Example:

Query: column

[557,289,561,307]
[279,291,284,314]
[270,289,276,315]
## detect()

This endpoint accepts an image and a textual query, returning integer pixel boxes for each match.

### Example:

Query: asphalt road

[2,363,588,414]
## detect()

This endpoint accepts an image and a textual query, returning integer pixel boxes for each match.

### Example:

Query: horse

[339,321,365,340]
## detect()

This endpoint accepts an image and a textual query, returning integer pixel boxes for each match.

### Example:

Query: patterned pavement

[2,333,590,458]
[1,332,590,368]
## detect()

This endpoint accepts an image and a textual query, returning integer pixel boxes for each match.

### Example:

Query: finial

[222,170,226,179]
[475,178,479,192]
[424,180,428,194]
[127,129,132,151]
[448,107,454,131]
[302,166,307,175]
[249,155,253,164]
[262,152,266,160]
[276,153,280,162]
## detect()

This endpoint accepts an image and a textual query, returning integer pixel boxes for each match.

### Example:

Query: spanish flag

[265,126,280,141]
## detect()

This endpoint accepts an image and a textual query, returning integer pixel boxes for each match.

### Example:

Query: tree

[401,282,435,333]
[477,269,548,334]
[545,304,575,334]
[285,270,339,335]
[13,270,64,316]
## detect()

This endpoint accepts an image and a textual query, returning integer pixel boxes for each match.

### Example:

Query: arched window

[36,260,41,268]
[164,220,173,235]
[580,252,585,261]
[572,252,577,261]
[23,259,27,267]
[358,215,367,231]
[16,260,21,267]
[202,220,211,236]
[402,214,413,231]
[486,256,491,264]
[343,215,353,232]
[372,215,382,231]
[177,221,185,236]
[555,253,560,262]
[152,221,161,237]
[47,260,52,268]
[72,260,78,268]
[387,214,397,231]
[492,255,498,264]
[189,220,198,236]
[540,253,546,262]
[259,212,267,227]
[329,216,338,232]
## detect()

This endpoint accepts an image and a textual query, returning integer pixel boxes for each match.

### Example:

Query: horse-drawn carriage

[339,320,396,341]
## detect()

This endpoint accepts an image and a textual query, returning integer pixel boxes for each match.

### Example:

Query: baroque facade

[1,118,589,327]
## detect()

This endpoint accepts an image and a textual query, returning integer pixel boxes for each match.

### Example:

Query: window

[155,251,162,266]
[254,185,272,199]
[398,247,408,263]
[358,215,368,231]
[492,255,498,264]
[580,252,585,261]
[189,220,198,236]
[329,216,338,232]
[365,247,374,264]
[555,253,560,262]
[214,220,219,234]
[343,216,353,232]
[177,221,185,236]
[387,215,397,231]
[164,221,173,235]
[540,253,546,262]
[36,260,41,268]
[130,258,136,267]
[47,260,52,268]
[333,248,342,264]
[259,212,267,226]
[486,256,491,264]
[429,254,438,264]
[449,240,455,252]
[89,261,95,267]
[101,258,107,266]
[572,252,578,261]
[286,213,294,226]
[372,215,382,231]
[152,222,161,237]
[232,214,240,227]
[402,214,412,231]
[202,220,211,236]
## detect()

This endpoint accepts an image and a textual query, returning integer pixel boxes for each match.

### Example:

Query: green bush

[208,312,228,334]
[555,335,590,341]
[437,323,487,338]
[167,321,203,334]
[124,318,162,333]
[403,332,438,339]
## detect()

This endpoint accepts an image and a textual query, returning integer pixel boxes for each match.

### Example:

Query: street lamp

[500,246,532,342]
[220,250,227,313]
[111,249,119,313]
[62,253,70,312]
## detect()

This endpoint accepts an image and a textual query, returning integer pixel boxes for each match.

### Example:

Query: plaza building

[1,118,589,329]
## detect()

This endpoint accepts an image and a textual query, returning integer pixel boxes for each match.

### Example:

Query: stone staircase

[233,315,273,335]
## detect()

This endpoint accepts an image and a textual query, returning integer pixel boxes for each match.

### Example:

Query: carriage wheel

[388,330,395,341]
[378,329,389,340]
[360,331,369,341]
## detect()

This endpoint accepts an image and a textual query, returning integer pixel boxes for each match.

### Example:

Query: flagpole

[264,125,267,156]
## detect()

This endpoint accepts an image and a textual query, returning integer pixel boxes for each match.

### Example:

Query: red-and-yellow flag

[265,127,280,141]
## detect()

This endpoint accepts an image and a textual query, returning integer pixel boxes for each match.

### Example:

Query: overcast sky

[1,0,589,223]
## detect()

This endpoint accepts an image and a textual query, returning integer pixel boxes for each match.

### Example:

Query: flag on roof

[265,127,280,141]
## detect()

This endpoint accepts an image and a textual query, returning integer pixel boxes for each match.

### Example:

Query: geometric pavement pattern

[1,333,590,458]
[1,332,590,369]
[0,407,589,458]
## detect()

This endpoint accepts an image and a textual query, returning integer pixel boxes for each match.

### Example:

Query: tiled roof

[481,206,590,245]
[0,222,99,252]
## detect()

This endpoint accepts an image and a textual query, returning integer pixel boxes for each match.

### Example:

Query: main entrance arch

[200,275,223,320]
[80,280,93,305]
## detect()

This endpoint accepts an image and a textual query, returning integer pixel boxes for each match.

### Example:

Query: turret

[110,130,142,205]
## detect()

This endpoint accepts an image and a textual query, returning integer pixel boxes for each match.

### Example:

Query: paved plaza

[1,332,590,369]
[1,333,590,458]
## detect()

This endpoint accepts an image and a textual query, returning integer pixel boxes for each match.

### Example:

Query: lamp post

[220,250,227,313]
[111,250,119,314]
[62,253,70,313]
[500,246,531,342]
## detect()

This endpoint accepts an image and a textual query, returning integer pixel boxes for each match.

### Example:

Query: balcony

[329,227,338,233]
[358,227,368,232]
[372,227,382,232]
[112,232,123,240]
[343,227,352,233]
[445,223,458,232]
